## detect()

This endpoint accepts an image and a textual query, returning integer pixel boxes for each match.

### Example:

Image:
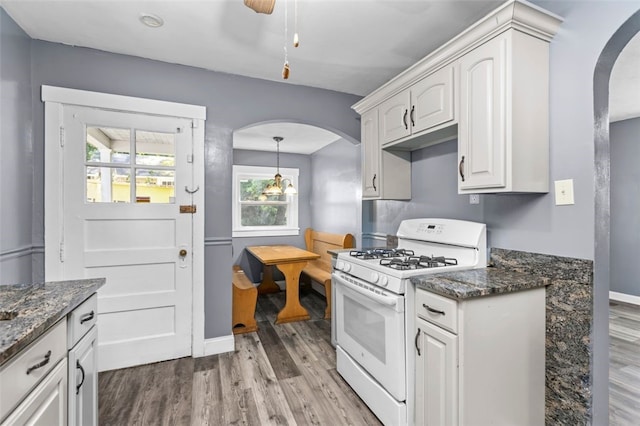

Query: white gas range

[332,218,487,425]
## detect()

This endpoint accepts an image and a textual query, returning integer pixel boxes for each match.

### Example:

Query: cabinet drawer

[67,294,97,349]
[0,319,67,421]
[416,290,457,334]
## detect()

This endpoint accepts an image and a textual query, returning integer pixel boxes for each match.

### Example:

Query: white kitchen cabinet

[414,288,545,425]
[67,294,98,426]
[361,108,411,200]
[1,358,67,426]
[380,65,455,147]
[458,29,550,193]
[0,319,68,426]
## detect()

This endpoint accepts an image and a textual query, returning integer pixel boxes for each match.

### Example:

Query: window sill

[232,228,300,238]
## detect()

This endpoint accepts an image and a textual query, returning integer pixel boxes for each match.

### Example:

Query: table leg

[274,261,310,324]
[257,265,280,294]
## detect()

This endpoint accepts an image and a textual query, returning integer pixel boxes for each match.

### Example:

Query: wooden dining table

[246,245,320,324]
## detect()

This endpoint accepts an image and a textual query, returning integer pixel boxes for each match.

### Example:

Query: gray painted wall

[610,117,640,296]
[0,9,34,285]
[231,149,312,283]
[25,40,360,339]
[310,138,361,243]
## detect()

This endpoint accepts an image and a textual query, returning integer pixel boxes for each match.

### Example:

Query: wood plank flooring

[610,301,640,426]
[99,287,381,426]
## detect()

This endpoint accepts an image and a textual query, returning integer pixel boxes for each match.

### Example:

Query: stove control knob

[380,276,389,286]
[370,272,379,283]
[343,263,352,272]
[336,261,345,271]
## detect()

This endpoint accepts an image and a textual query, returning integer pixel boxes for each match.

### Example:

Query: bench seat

[301,229,354,319]
[232,266,258,334]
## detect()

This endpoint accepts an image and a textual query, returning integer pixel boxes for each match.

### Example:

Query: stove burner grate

[379,255,458,270]
[349,248,415,260]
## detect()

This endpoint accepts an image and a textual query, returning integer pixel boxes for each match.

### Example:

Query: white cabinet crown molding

[352,0,563,114]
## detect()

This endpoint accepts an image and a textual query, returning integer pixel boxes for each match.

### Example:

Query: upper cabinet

[352,0,562,198]
[380,65,456,147]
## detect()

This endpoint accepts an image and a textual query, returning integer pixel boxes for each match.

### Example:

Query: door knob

[179,249,188,257]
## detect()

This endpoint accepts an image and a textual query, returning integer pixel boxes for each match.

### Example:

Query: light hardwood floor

[610,301,640,426]
[99,287,381,425]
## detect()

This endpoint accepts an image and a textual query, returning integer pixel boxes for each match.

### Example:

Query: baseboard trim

[610,291,640,306]
[202,334,235,356]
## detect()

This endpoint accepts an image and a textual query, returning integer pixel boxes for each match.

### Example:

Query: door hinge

[59,242,65,262]
[59,127,65,147]
[191,120,198,129]
[187,154,194,163]
[177,127,183,134]
[180,205,197,214]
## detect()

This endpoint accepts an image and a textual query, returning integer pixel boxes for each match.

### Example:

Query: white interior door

[61,105,194,372]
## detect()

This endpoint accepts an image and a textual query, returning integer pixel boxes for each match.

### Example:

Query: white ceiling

[2,0,639,146]
[611,30,640,123]
[234,122,341,154]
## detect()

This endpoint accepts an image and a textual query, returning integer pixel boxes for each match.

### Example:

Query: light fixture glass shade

[260,137,297,198]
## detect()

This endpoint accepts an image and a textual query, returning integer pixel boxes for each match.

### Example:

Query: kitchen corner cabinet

[458,29,550,193]
[414,288,545,425]
[361,108,411,200]
[380,65,455,146]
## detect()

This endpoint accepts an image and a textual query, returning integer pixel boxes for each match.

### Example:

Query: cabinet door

[458,34,507,190]
[380,91,411,144]
[361,109,380,198]
[69,327,98,426]
[1,359,67,426]
[415,319,458,426]
[411,65,455,134]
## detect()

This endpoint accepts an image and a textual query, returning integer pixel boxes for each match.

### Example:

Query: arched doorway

[593,8,640,424]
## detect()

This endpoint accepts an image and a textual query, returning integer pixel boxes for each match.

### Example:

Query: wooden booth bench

[301,228,355,319]
[232,265,258,334]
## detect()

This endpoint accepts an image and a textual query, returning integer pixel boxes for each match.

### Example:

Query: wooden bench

[301,228,355,319]
[232,265,258,334]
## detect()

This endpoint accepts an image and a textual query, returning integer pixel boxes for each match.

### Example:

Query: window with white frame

[232,165,299,237]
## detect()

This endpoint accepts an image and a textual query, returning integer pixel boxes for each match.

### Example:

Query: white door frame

[42,85,207,358]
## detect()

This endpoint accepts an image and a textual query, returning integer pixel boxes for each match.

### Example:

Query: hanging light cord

[276,139,280,175]
[282,0,290,79]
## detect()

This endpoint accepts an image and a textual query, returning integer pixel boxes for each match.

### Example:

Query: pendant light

[262,136,297,197]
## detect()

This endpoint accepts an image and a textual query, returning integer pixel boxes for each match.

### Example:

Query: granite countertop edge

[411,267,550,300]
[0,278,105,367]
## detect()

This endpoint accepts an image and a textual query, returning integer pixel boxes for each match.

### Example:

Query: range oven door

[333,271,406,401]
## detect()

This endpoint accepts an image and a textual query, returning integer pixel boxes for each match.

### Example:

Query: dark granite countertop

[0,278,105,366]
[411,267,550,300]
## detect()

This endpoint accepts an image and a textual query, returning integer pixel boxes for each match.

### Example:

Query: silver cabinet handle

[415,328,421,356]
[26,350,51,375]
[423,303,446,316]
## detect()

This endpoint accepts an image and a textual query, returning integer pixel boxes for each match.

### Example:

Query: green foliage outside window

[240,178,288,226]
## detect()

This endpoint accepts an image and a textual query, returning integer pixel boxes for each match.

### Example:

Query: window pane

[136,130,175,167]
[135,169,175,204]
[241,205,288,226]
[240,178,286,202]
[86,126,131,164]
[86,166,131,203]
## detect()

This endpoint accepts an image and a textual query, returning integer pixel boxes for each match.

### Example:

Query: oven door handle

[334,274,397,307]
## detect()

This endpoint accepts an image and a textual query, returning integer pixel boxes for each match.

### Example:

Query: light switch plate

[554,179,575,205]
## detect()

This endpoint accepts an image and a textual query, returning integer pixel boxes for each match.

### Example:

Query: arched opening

[593,8,640,424]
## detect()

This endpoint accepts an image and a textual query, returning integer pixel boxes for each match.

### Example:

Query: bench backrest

[304,228,355,266]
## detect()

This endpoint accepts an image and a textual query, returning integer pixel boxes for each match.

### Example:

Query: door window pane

[135,130,175,167]
[87,167,131,203]
[86,126,131,164]
[135,169,175,204]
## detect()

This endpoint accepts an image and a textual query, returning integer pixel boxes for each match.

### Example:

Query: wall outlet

[554,179,575,205]
[469,194,480,205]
